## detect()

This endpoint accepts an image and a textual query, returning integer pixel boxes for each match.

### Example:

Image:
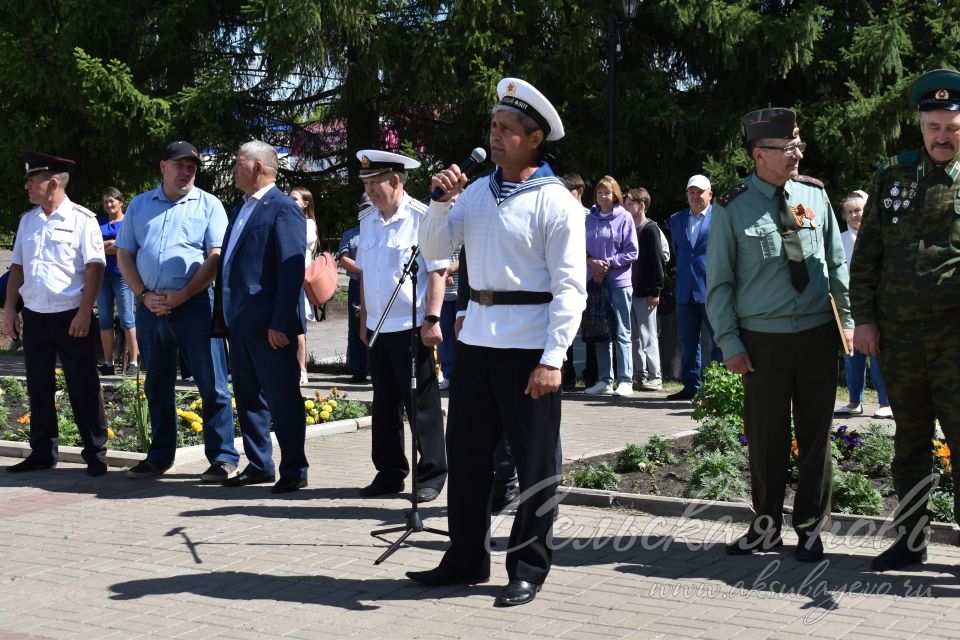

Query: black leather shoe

[359,480,404,497]
[795,532,824,562]
[86,460,108,477]
[871,534,927,572]
[223,470,276,486]
[665,389,697,401]
[726,529,784,555]
[416,487,440,503]
[7,458,56,473]
[271,477,307,494]
[494,579,542,607]
[406,566,489,586]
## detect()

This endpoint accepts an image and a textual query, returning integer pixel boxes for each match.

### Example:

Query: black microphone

[430,147,487,201]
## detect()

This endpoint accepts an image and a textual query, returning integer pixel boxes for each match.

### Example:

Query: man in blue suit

[667,174,722,400]
[215,140,309,494]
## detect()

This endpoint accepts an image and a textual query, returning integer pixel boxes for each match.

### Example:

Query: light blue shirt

[687,206,708,246]
[116,185,227,291]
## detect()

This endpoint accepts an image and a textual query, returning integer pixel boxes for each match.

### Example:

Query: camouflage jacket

[850,147,960,324]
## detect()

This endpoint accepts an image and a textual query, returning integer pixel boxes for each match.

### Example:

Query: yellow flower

[191,422,203,433]
[17,414,30,424]
[327,400,337,409]
[55,368,64,377]
[304,400,315,410]
[320,403,332,413]
[231,398,236,408]
[107,427,115,440]
[319,410,330,421]
[306,416,316,425]
[936,443,951,459]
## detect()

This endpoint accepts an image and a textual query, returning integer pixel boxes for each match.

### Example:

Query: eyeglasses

[756,141,807,157]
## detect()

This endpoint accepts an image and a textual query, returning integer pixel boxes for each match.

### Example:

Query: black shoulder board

[793,175,825,189]
[717,183,747,206]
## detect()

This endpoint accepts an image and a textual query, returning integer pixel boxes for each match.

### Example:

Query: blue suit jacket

[668,204,712,304]
[213,185,306,339]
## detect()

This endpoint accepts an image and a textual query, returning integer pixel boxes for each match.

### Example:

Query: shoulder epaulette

[717,183,747,206]
[72,204,97,218]
[409,197,429,213]
[792,175,825,189]
[875,148,921,175]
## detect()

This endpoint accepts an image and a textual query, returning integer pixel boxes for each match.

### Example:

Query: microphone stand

[369,244,448,565]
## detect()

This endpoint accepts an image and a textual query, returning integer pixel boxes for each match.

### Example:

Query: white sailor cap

[356,149,420,178]
[496,78,565,141]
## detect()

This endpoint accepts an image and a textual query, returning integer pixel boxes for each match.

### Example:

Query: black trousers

[22,307,107,465]
[741,321,838,534]
[440,344,562,585]
[367,328,447,491]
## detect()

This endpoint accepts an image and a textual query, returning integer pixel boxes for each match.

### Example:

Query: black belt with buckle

[470,288,553,306]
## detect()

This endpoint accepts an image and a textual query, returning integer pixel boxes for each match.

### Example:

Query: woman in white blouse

[290,187,319,386]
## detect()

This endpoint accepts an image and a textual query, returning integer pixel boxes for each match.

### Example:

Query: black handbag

[657,281,676,316]
[581,280,614,343]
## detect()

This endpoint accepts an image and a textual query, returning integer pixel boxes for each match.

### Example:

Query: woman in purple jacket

[585,176,638,396]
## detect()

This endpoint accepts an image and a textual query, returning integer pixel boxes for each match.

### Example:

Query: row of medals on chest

[884,181,918,224]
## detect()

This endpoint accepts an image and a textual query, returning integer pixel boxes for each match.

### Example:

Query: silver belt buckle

[476,290,495,306]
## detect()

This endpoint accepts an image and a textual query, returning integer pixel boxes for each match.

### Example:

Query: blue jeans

[439,299,457,379]
[677,299,722,392]
[845,349,888,405]
[136,289,238,468]
[597,285,633,385]
[97,271,135,330]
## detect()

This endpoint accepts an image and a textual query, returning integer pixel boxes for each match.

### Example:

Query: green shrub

[644,435,677,465]
[0,376,26,402]
[832,470,884,515]
[692,414,743,455]
[333,399,367,420]
[615,443,649,472]
[691,362,744,421]
[572,462,621,491]
[850,424,895,475]
[685,450,747,501]
[930,491,955,523]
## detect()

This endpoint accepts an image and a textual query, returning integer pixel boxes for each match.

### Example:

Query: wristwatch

[136,289,152,304]
[423,314,440,324]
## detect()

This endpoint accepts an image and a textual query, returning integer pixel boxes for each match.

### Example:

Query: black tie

[777,186,809,293]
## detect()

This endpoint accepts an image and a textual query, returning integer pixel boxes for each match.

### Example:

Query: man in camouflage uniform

[851,68,960,572]
[706,108,853,562]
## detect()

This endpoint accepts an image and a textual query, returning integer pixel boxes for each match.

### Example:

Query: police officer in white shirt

[3,150,108,476]
[355,150,449,503]
[410,78,587,607]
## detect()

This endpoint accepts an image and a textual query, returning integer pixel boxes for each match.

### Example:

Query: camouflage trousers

[879,317,960,532]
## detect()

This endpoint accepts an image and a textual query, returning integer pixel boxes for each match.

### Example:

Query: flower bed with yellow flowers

[0,372,369,455]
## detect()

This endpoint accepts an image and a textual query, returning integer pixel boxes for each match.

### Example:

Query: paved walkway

[2,315,959,638]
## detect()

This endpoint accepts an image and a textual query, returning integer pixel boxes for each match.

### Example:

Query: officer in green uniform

[851,69,960,572]
[706,108,853,562]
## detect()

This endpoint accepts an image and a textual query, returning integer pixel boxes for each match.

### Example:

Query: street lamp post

[607,0,641,176]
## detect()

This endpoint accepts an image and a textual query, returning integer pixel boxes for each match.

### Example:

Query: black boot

[871,529,928,572]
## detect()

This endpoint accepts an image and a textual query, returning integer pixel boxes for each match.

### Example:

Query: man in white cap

[355,150,449,503]
[667,173,723,400]
[411,78,586,607]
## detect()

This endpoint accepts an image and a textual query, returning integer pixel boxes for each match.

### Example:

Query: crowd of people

[3,67,960,604]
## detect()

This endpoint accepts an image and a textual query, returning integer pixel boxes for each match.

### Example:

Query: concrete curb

[559,486,959,545]
[0,415,372,468]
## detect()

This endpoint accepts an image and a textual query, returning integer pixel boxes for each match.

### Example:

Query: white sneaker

[584,382,613,395]
[299,371,309,386]
[834,404,863,416]
[873,405,894,419]
[641,379,663,391]
[615,384,634,397]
